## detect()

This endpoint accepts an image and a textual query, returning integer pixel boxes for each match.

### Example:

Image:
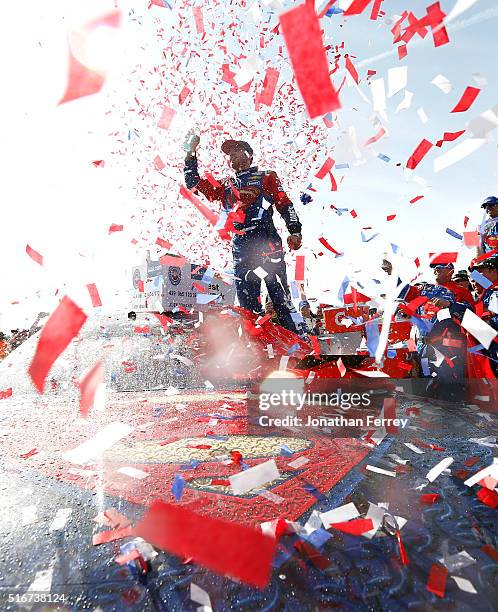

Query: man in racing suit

[469,254,498,375]
[183,135,303,334]
[478,195,498,256]
[409,263,474,400]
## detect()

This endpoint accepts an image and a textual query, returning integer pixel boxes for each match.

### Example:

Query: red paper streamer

[426,2,449,47]
[426,563,448,598]
[420,493,440,504]
[133,500,276,588]
[370,0,384,20]
[319,237,342,255]
[280,3,340,118]
[406,139,433,170]
[315,157,335,179]
[192,7,205,34]
[259,67,280,107]
[344,0,374,15]
[158,106,176,129]
[26,244,43,266]
[451,86,480,113]
[156,237,172,249]
[477,487,498,508]
[345,56,359,84]
[295,540,331,570]
[295,255,305,281]
[154,155,165,171]
[410,195,424,204]
[79,360,104,417]
[86,283,102,307]
[330,518,374,535]
[429,252,458,264]
[0,388,13,400]
[180,185,219,226]
[179,86,191,105]
[108,224,123,233]
[383,398,397,433]
[28,297,87,393]
[363,127,386,146]
[435,130,466,147]
[311,335,321,356]
[92,525,133,546]
[396,530,409,565]
[398,44,408,60]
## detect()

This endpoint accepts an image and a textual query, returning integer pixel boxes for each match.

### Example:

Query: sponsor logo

[168,266,182,286]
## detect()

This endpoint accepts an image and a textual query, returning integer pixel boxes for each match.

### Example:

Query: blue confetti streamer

[378,154,390,162]
[335,163,349,169]
[171,474,185,501]
[280,445,294,457]
[365,320,380,357]
[470,270,492,289]
[361,231,380,243]
[446,228,463,240]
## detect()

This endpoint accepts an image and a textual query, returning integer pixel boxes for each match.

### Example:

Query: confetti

[108,223,123,233]
[259,67,280,107]
[158,106,176,129]
[26,244,43,266]
[426,457,454,482]
[28,297,87,393]
[230,459,280,495]
[451,576,477,595]
[86,283,102,307]
[79,361,104,417]
[279,2,340,118]
[320,502,359,528]
[406,139,433,170]
[426,563,448,598]
[171,474,185,501]
[461,309,498,349]
[433,138,486,172]
[180,185,219,226]
[134,500,276,588]
[330,518,374,536]
[451,86,480,113]
[0,388,13,400]
[387,66,407,98]
[431,74,452,94]
[63,422,133,465]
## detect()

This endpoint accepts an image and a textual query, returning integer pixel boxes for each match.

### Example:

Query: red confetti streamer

[92,160,105,167]
[363,127,386,146]
[154,155,165,171]
[108,224,123,233]
[330,518,374,535]
[192,282,207,293]
[180,185,219,226]
[179,86,191,105]
[386,214,396,222]
[79,360,104,417]
[86,283,102,307]
[192,7,205,34]
[59,52,105,105]
[115,549,140,565]
[156,237,172,249]
[316,158,335,179]
[396,530,409,565]
[435,130,466,147]
[295,255,305,281]
[280,3,340,118]
[133,500,276,588]
[398,44,408,60]
[482,544,498,562]
[28,297,87,393]
[426,2,449,47]
[406,139,433,170]
[19,448,38,459]
[451,86,480,113]
[26,244,43,266]
[318,236,342,255]
[477,487,498,508]
[429,252,458,264]
[420,493,440,504]
[370,0,384,20]
[311,335,321,356]
[410,195,424,204]
[159,254,186,266]
[92,525,133,546]
[0,388,13,400]
[259,67,280,107]
[153,313,173,330]
[345,56,359,84]
[344,0,374,15]
[426,563,448,598]
[158,106,176,129]
[134,326,151,334]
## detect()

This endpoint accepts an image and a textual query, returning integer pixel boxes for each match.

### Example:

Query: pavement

[0,385,497,611]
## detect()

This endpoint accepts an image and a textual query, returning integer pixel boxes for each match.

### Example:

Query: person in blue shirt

[478,195,498,256]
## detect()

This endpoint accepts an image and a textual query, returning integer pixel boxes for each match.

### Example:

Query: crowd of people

[0,312,49,361]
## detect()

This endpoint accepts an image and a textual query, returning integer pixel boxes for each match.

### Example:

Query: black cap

[481,195,498,209]
[221,140,253,157]
[472,254,498,271]
[453,269,470,281]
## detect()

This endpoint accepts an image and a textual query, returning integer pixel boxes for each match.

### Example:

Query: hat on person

[481,195,498,209]
[470,254,498,271]
[221,140,253,156]
[453,269,470,281]
[299,300,310,309]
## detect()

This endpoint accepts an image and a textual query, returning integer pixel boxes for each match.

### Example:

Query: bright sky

[1,0,497,330]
